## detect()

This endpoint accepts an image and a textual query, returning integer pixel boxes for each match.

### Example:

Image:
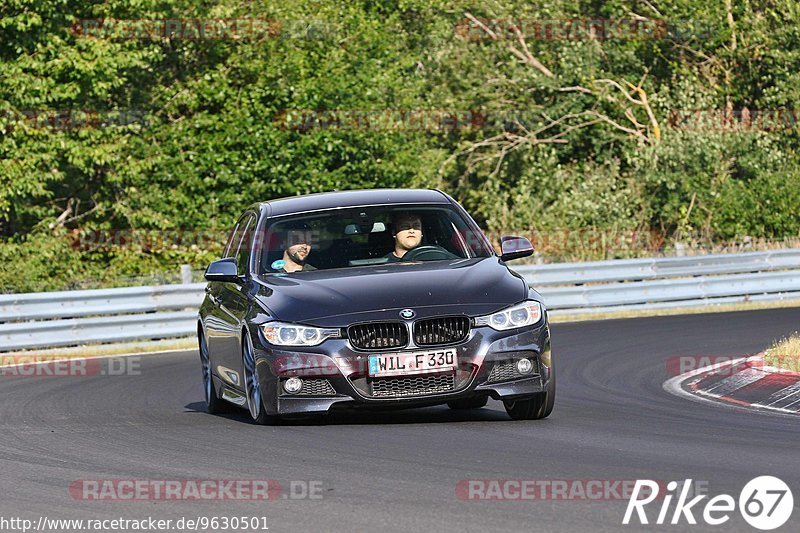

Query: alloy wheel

[242,336,262,420]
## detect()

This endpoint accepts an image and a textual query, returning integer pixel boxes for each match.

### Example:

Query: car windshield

[257,205,495,274]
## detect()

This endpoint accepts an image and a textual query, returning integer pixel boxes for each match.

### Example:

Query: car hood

[253,257,528,326]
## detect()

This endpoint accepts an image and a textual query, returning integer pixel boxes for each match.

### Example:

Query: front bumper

[248,320,552,416]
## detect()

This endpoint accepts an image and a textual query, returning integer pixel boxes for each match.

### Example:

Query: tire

[198,328,230,414]
[447,395,488,410]
[503,365,556,420]
[242,333,280,425]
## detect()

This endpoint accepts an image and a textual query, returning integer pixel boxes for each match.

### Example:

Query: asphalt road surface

[1,308,799,532]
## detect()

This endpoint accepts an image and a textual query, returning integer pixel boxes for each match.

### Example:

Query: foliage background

[2,0,799,292]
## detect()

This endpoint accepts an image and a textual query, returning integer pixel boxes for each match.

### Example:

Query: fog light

[516,358,533,374]
[284,377,303,394]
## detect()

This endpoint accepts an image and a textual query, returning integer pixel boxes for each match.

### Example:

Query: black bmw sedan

[198,189,553,424]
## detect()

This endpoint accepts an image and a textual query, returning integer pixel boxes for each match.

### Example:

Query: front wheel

[199,329,229,414]
[503,368,555,420]
[242,333,280,425]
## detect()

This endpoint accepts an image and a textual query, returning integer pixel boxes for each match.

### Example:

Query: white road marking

[765,381,800,407]
[703,368,764,396]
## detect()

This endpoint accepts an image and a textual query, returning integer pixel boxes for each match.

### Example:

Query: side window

[223,221,243,259]
[235,215,256,275]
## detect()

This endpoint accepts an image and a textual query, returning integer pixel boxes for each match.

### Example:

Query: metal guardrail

[0,312,199,352]
[0,284,206,351]
[513,249,800,316]
[1,249,800,352]
[537,270,800,310]
[513,249,800,286]
[0,283,206,322]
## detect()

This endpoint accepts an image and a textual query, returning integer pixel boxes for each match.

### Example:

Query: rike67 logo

[623,476,793,530]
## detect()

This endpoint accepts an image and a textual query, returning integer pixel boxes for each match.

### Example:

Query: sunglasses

[395,221,422,232]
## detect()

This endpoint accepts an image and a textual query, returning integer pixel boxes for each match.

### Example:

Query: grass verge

[764,333,800,373]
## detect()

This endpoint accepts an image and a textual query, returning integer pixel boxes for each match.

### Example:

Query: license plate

[368,349,457,377]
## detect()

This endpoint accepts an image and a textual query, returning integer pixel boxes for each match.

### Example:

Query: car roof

[253,189,451,217]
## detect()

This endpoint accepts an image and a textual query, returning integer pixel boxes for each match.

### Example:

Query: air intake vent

[413,316,470,346]
[488,359,541,383]
[348,322,408,351]
[370,374,455,398]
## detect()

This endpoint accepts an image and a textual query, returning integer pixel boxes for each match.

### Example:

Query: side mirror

[500,236,534,262]
[204,258,240,282]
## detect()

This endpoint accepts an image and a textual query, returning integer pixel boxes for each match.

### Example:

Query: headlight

[474,301,543,330]
[261,322,341,346]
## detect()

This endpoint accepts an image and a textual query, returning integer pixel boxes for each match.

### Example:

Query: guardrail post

[180,264,192,285]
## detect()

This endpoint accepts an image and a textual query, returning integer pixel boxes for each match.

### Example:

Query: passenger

[385,213,423,262]
[273,226,317,273]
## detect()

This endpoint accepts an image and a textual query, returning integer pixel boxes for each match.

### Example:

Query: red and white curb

[663,354,800,415]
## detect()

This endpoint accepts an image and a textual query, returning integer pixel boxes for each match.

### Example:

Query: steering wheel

[401,245,459,262]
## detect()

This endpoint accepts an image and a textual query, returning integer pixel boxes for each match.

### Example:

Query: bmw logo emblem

[400,309,415,320]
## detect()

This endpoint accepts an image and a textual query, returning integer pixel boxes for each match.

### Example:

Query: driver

[273,225,317,273]
[385,212,423,262]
